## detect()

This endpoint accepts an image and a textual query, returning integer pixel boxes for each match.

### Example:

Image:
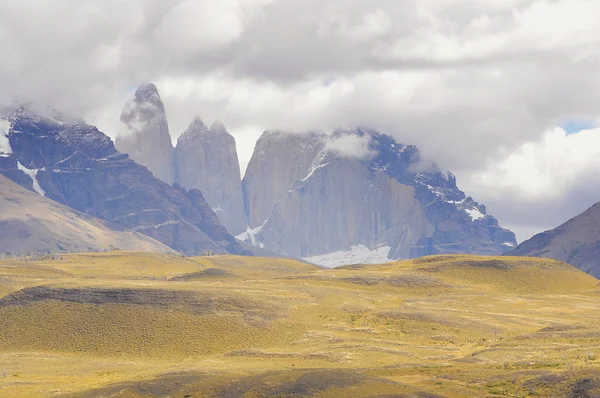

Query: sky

[1,0,600,242]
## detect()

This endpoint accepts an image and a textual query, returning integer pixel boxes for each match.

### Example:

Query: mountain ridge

[507,201,600,277]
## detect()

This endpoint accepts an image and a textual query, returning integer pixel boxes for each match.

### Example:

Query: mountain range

[3,83,598,276]
[110,84,517,267]
[0,105,249,257]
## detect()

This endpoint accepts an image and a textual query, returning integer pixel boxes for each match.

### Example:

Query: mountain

[115,83,175,184]
[240,129,517,266]
[507,202,600,278]
[0,174,173,255]
[242,131,327,229]
[0,106,250,256]
[175,118,247,235]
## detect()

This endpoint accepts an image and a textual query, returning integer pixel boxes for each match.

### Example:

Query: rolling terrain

[0,252,598,397]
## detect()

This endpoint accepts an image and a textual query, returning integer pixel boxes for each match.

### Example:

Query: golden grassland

[0,252,598,397]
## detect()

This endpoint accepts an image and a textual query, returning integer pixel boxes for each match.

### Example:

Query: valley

[0,252,598,397]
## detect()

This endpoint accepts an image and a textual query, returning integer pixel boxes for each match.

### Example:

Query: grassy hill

[0,253,598,397]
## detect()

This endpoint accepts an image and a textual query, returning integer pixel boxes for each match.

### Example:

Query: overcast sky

[2,0,600,242]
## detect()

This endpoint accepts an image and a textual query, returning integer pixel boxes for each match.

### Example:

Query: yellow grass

[0,252,598,397]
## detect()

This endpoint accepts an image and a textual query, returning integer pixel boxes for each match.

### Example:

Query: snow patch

[465,208,485,221]
[502,242,515,248]
[301,162,329,182]
[17,162,46,196]
[236,219,269,246]
[304,245,393,268]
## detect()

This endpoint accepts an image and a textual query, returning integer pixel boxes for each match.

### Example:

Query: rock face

[0,106,250,256]
[241,129,517,265]
[507,203,600,278]
[115,83,175,184]
[242,131,327,229]
[175,118,246,235]
[0,174,174,255]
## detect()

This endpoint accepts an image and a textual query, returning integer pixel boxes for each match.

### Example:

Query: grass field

[0,252,598,397]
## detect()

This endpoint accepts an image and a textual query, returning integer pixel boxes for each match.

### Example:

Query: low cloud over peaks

[2,0,600,241]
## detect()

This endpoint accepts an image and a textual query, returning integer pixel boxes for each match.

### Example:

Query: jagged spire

[209,120,227,134]
[132,83,164,112]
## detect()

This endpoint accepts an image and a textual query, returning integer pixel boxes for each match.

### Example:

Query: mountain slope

[241,129,517,265]
[0,174,172,254]
[115,83,175,184]
[175,118,246,235]
[507,202,600,277]
[0,106,249,256]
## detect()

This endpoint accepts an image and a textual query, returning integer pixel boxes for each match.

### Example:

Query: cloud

[318,9,391,41]
[326,134,374,159]
[463,127,600,241]
[1,0,600,241]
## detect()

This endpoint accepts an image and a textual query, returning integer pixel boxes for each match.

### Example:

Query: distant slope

[0,174,173,255]
[507,202,600,277]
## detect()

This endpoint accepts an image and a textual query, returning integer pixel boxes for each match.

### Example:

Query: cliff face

[253,155,430,258]
[115,83,175,184]
[242,131,327,229]
[0,106,249,256]
[175,118,246,235]
[240,129,517,265]
[507,202,600,278]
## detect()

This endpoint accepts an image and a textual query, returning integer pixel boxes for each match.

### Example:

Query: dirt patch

[170,268,234,281]
[341,274,446,288]
[217,369,384,397]
[424,259,514,272]
[64,372,209,398]
[0,286,272,317]
[538,324,583,333]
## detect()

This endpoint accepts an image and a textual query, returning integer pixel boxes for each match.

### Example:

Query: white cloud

[471,128,600,201]
[326,134,374,159]
[462,127,600,241]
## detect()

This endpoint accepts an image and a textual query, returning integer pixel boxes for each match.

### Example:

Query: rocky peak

[209,120,228,134]
[132,83,165,113]
[115,83,175,184]
[175,118,247,235]
[177,117,209,143]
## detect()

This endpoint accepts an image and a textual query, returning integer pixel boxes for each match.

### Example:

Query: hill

[0,253,598,397]
[508,202,600,278]
[0,174,172,256]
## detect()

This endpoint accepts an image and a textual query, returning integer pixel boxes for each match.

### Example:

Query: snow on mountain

[304,245,393,268]
[16,162,45,196]
[465,207,485,221]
